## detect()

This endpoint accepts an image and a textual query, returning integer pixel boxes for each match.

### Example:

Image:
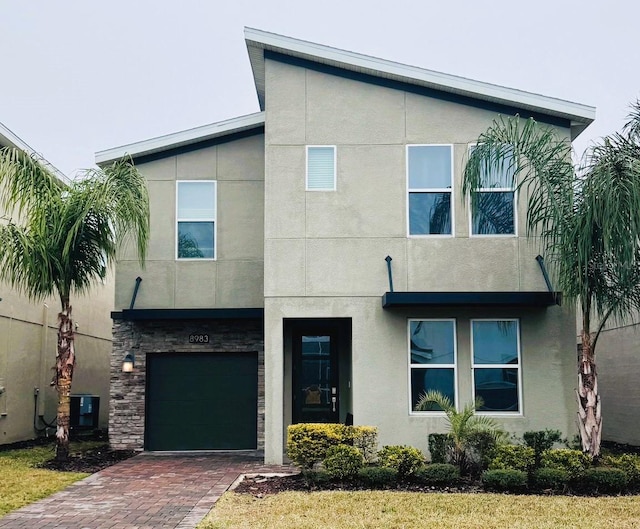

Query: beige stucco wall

[593,321,640,446]
[263,58,577,463]
[114,134,265,310]
[0,276,113,445]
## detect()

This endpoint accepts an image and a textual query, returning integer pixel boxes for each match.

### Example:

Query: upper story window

[176,181,216,259]
[469,145,516,236]
[471,319,521,414]
[407,145,453,236]
[409,319,457,413]
[307,146,336,191]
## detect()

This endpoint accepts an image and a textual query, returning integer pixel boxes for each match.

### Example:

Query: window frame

[408,318,458,416]
[406,144,455,238]
[306,145,337,191]
[467,143,518,238]
[175,180,217,261]
[470,318,523,416]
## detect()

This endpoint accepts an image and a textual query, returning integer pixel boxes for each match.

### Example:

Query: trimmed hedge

[357,466,398,488]
[540,449,591,477]
[531,467,570,492]
[572,468,628,494]
[415,463,460,485]
[428,433,452,464]
[323,444,364,479]
[378,445,425,478]
[601,453,640,490]
[489,445,535,472]
[286,424,379,469]
[482,469,527,492]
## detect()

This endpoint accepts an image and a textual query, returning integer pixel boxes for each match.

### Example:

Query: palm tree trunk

[54,300,75,462]
[577,329,602,457]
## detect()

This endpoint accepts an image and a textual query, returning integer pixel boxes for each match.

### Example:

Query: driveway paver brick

[0,452,293,529]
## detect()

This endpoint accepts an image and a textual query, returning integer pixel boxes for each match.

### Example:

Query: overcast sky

[1,0,638,177]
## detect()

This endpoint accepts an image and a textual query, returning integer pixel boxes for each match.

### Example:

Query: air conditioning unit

[70,394,100,430]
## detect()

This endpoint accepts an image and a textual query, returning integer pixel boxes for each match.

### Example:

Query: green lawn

[199,490,640,529]
[0,444,90,517]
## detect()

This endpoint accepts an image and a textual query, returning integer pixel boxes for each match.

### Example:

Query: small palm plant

[415,390,505,474]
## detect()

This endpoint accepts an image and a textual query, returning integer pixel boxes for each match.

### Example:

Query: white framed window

[408,319,457,414]
[468,145,517,236]
[407,145,453,236]
[176,180,216,260]
[471,319,522,414]
[306,146,336,191]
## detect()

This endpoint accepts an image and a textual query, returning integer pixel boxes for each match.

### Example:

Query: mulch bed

[40,446,136,473]
[234,473,483,497]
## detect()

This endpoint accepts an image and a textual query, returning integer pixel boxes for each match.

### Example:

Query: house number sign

[189,334,210,343]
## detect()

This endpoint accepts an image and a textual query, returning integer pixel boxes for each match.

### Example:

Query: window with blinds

[306,146,336,191]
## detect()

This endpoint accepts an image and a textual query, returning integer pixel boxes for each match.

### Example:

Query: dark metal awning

[382,291,561,309]
[111,308,264,320]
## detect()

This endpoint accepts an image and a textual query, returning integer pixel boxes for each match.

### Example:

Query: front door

[292,328,339,423]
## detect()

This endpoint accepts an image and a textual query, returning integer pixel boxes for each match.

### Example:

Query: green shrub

[523,429,562,468]
[287,424,346,469]
[540,449,591,477]
[531,467,570,492]
[347,426,379,463]
[378,445,425,478]
[482,469,527,492]
[301,469,331,487]
[323,444,364,480]
[286,424,379,469]
[428,433,452,464]
[601,454,640,490]
[357,466,398,488]
[489,444,535,472]
[415,463,460,485]
[572,468,628,494]
[467,430,501,471]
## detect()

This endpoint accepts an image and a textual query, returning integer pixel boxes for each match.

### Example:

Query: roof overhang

[95,112,265,166]
[112,308,264,321]
[245,27,595,140]
[382,291,561,309]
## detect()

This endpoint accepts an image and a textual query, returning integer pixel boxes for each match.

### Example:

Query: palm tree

[0,147,149,461]
[462,104,640,457]
[415,390,504,474]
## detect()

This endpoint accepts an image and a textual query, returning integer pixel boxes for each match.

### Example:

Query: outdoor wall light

[122,352,135,373]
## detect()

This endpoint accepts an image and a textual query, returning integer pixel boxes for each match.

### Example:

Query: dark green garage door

[146,352,258,451]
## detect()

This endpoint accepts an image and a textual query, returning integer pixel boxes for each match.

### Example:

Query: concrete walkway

[0,452,293,529]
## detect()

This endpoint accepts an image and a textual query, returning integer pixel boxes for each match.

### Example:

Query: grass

[0,442,94,517]
[199,490,640,529]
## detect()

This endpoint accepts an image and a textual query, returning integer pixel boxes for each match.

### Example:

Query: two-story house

[98,28,595,464]
[0,121,113,444]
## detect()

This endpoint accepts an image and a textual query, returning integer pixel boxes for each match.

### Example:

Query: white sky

[1,0,638,177]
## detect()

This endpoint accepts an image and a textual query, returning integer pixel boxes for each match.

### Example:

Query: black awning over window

[382,291,561,309]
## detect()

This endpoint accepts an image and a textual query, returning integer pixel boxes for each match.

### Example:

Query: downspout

[385,256,394,293]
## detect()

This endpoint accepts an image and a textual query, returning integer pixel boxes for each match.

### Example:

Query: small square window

[407,145,453,236]
[176,181,216,259]
[307,146,336,191]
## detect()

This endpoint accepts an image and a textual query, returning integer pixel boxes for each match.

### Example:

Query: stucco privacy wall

[0,279,113,444]
[262,57,577,463]
[114,133,265,311]
[594,322,640,446]
[110,318,265,450]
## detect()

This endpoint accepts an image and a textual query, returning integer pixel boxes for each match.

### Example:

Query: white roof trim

[95,112,265,165]
[0,121,68,183]
[245,28,595,135]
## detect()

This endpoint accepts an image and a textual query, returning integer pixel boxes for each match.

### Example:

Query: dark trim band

[111,308,264,320]
[382,291,561,308]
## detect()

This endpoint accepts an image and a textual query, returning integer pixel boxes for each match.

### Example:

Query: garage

[145,352,258,451]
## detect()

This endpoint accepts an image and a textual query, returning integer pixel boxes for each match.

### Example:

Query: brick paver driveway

[0,452,293,529]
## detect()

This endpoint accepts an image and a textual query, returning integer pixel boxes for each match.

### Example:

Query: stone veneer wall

[109,318,265,451]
